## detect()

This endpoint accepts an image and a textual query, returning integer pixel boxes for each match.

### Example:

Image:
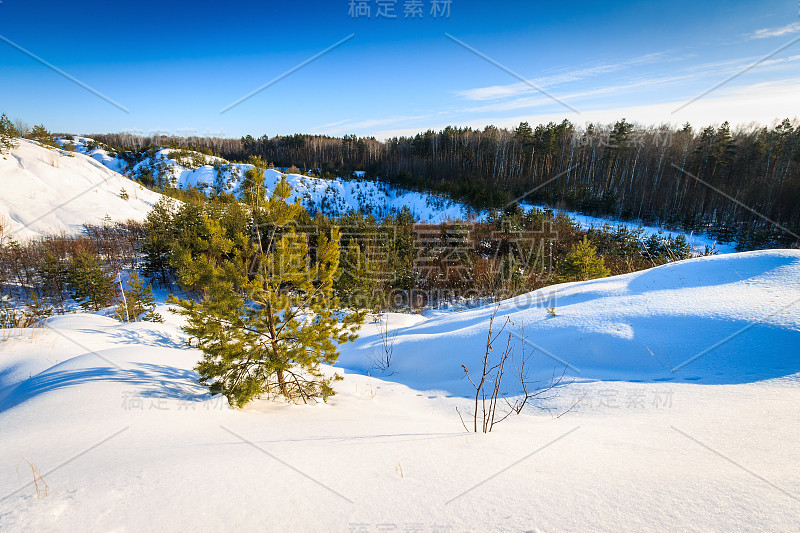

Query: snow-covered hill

[61,137,478,223]
[59,137,728,253]
[0,140,163,240]
[0,250,798,531]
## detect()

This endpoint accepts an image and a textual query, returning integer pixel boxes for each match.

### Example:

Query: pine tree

[514,121,534,159]
[241,156,269,205]
[115,272,161,322]
[30,124,57,148]
[38,252,67,310]
[0,113,18,155]
[710,121,736,178]
[171,177,365,407]
[65,251,116,311]
[142,198,178,286]
[169,201,254,296]
[558,237,611,283]
[334,239,373,307]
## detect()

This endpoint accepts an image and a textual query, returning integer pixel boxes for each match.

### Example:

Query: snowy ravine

[0,250,798,532]
[57,136,730,254]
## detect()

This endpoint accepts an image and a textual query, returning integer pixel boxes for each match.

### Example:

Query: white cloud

[484,79,800,129]
[456,52,667,101]
[370,79,800,139]
[460,74,691,115]
[452,52,800,117]
[749,22,800,39]
[310,112,448,136]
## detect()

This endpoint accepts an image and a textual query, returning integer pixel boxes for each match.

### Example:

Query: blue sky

[0,0,798,138]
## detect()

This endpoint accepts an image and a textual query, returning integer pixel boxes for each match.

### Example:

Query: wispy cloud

[748,22,800,40]
[456,52,668,101]
[371,78,800,140]
[310,112,448,136]
[454,51,800,116]
[461,74,691,114]
[476,78,800,131]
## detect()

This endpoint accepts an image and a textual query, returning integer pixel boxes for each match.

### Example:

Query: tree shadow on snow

[0,362,209,413]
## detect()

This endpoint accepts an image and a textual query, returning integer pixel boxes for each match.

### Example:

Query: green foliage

[169,207,242,294]
[0,113,19,154]
[137,169,156,188]
[26,293,53,323]
[142,198,178,286]
[114,272,161,322]
[241,157,271,205]
[171,180,365,407]
[334,239,374,307]
[172,148,207,170]
[65,250,116,310]
[30,124,58,148]
[558,237,611,283]
[38,252,67,308]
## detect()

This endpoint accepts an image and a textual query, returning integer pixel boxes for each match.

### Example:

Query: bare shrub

[458,307,567,433]
[367,314,398,374]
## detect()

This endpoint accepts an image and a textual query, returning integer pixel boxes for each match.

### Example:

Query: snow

[58,137,728,252]
[529,204,738,255]
[1,250,799,531]
[0,140,164,241]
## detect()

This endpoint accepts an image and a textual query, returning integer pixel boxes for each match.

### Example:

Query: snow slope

[523,203,737,254]
[340,249,800,388]
[60,138,478,223]
[60,137,725,252]
[0,140,163,240]
[0,250,798,531]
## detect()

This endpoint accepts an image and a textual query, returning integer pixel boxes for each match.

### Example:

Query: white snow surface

[1,250,799,531]
[0,140,163,240]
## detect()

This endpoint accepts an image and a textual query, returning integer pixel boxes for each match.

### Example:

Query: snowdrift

[0,251,799,532]
[0,140,163,240]
[1,250,796,417]
[341,249,800,389]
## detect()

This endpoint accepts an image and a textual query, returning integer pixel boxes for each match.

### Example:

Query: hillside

[0,249,798,531]
[0,140,163,241]
[61,137,477,223]
[58,137,729,253]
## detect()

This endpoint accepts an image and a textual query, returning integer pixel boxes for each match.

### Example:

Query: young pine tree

[558,237,611,283]
[39,252,67,310]
[171,176,365,407]
[334,239,374,308]
[141,198,178,286]
[0,113,19,155]
[65,250,116,311]
[115,272,161,322]
[29,124,58,148]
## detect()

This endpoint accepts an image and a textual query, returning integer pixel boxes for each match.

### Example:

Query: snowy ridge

[0,140,164,240]
[61,137,478,223]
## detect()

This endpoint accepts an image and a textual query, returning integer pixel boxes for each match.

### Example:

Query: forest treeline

[91,118,800,250]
